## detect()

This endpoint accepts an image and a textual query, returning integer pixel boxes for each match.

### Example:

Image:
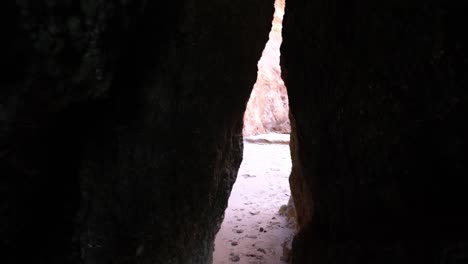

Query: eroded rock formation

[243,0,290,137]
[282,2,468,263]
[1,1,273,263]
[2,0,468,263]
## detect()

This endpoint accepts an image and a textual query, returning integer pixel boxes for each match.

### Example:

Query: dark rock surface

[1,1,273,263]
[282,1,468,263]
[2,0,468,263]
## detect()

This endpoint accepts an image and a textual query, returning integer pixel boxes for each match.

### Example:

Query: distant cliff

[243,0,290,136]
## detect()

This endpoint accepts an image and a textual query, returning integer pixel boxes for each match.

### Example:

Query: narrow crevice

[213,1,296,263]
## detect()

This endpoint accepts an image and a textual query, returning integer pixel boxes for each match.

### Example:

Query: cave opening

[213,1,296,263]
[4,0,466,263]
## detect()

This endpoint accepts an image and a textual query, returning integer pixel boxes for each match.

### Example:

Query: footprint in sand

[213,140,295,264]
[229,253,240,262]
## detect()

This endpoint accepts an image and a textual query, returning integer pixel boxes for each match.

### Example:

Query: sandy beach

[213,134,295,264]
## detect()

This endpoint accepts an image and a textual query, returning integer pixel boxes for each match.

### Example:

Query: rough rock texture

[282,1,468,263]
[3,0,468,263]
[242,0,290,137]
[1,1,273,263]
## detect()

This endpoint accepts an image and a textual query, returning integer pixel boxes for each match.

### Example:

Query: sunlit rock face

[1,1,273,263]
[243,0,290,137]
[282,1,468,263]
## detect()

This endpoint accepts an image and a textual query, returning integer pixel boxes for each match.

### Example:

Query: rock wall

[1,1,274,263]
[243,0,290,137]
[282,1,468,263]
[3,0,468,263]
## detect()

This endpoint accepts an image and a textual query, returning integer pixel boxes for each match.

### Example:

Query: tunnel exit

[213,1,296,263]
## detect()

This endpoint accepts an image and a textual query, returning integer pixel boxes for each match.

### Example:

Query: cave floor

[213,134,294,264]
